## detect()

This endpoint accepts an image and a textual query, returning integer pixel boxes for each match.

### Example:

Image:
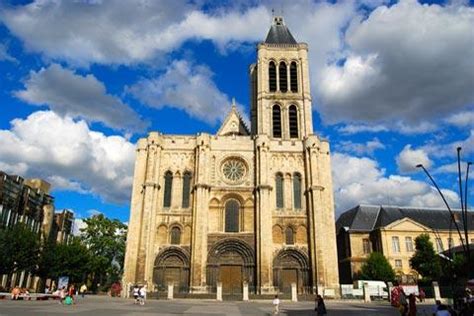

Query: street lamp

[416,147,473,279]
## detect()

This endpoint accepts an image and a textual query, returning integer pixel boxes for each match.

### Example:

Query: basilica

[123,16,339,296]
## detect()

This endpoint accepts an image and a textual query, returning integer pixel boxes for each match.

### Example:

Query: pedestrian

[315,294,327,315]
[398,288,408,316]
[44,285,50,294]
[272,295,280,315]
[80,283,87,298]
[419,288,425,302]
[132,285,139,304]
[408,293,417,316]
[59,286,66,304]
[139,285,147,305]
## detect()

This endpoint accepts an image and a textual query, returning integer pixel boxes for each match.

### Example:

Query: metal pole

[464,162,472,278]
[416,164,467,253]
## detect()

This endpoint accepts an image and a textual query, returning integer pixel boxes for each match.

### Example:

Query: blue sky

[0,0,473,223]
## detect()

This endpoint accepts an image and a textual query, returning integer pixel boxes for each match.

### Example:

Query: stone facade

[336,204,474,284]
[123,17,339,296]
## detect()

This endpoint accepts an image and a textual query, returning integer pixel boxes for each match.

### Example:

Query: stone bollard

[432,281,441,301]
[363,282,371,302]
[216,282,223,301]
[291,282,298,302]
[167,283,174,300]
[243,282,249,301]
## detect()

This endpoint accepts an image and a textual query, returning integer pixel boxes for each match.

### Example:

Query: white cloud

[128,60,243,124]
[423,129,474,158]
[0,1,269,65]
[15,64,147,132]
[396,144,433,173]
[338,123,389,134]
[0,111,135,204]
[0,43,16,62]
[87,209,102,216]
[72,218,86,236]
[332,152,458,215]
[446,110,474,128]
[337,137,385,156]
[317,0,474,128]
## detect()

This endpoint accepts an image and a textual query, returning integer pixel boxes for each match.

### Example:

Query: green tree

[409,234,441,282]
[0,223,40,284]
[49,238,91,284]
[80,214,127,290]
[359,252,396,282]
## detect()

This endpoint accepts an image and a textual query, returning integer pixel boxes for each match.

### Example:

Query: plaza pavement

[0,295,437,315]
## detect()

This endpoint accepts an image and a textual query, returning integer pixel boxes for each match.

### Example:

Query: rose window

[222,159,246,182]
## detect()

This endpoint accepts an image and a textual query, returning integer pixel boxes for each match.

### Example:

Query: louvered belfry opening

[289,105,298,138]
[290,62,298,92]
[279,62,287,92]
[269,61,277,92]
[272,105,282,138]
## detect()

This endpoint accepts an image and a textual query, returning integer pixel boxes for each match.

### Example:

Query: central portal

[220,265,242,295]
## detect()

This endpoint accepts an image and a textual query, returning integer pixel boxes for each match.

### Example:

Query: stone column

[144,140,162,286]
[243,282,249,301]
[122,136,155,292]
[168,284,174,300]
[190,134,211,293]
[255,135,274,294]
[216,282,223,301]
[291,282,298,302]
[304,136,339,294]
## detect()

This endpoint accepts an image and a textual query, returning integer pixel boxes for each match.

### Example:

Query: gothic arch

[273,248,310,294]
[153,246,190,292]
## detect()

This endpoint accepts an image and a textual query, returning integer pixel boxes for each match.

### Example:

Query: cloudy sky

[0,0,473,223]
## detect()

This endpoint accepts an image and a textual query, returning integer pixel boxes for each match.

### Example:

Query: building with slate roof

[123,16,340,297]
[336,204,474,284]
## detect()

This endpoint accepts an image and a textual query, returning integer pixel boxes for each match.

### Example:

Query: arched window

[182,171,192,208]
[225,200,240,232]
[269,61,277,92]
[163,171,173,207]
[276,173,284,209]
[285,227,294,245]
[272,105,282,138]
[279,62,287,92]
[293,173,302,209]
[170,227,181,244]
[290,62,298,92]
[289,105,298,138]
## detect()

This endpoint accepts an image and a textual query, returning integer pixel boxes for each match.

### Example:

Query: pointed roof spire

[264,16,297,44]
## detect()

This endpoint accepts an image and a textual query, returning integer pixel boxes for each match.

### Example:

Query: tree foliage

[48,238,91,284]
[0,223,40,276]
[409,234,441,282]
[79,214,127,289]
[359,252,396,282]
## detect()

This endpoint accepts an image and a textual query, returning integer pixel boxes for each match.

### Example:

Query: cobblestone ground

[0,296,438,315]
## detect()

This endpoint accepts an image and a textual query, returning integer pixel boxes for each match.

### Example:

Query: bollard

[363,282,371,303]
[167,283,174,300]
[243,282,249,301]
[291,282,298,302]
[216,282,223,301]
[432,281,441,301]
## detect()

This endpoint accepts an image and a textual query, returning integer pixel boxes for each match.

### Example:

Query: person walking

[138,285,147,305]
[408,293,417,316]
[80,284,87,298]
[315,295,327,315]
[132,285,140,304]
[398,289,408,316]
[272,295,280,315]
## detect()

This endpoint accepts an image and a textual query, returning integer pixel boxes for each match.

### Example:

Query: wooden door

[220,265,242,295]
[164,267,181,286]
[280,269,297,293]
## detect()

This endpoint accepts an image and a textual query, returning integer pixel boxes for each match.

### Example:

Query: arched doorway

[273,248,310,294]
[207,238,255,297]
[153,247,190,293]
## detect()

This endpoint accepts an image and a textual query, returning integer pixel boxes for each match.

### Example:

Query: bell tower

[250,16,313,139]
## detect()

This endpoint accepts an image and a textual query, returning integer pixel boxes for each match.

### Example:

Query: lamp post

[416,147,473,280]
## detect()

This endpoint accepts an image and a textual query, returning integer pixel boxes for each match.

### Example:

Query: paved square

[0,296,438,315]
